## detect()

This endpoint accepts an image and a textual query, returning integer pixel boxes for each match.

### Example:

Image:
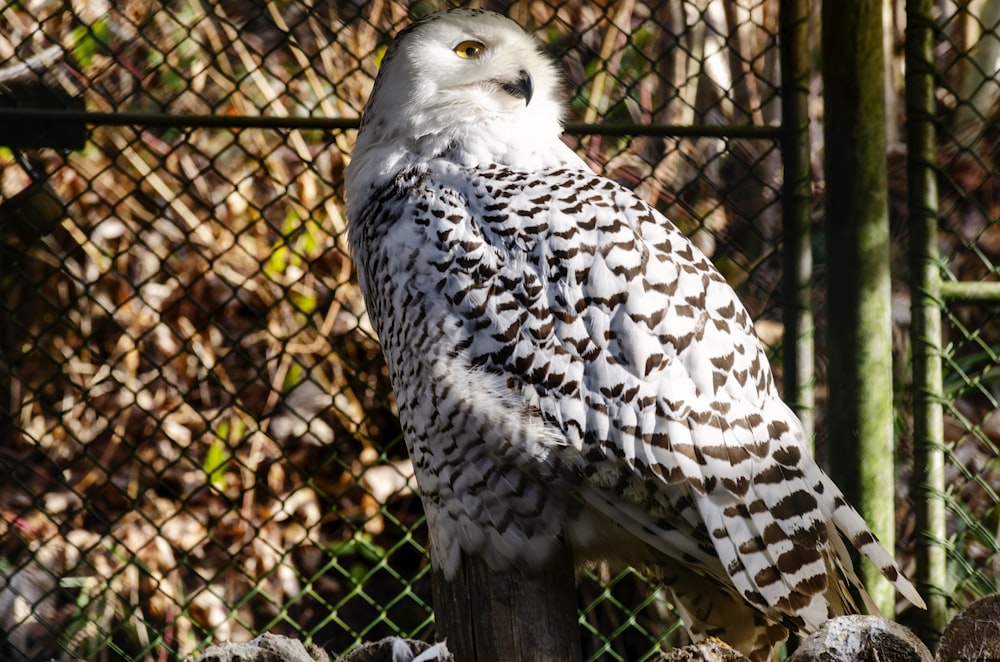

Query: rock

[339,637,452,662]
[654,639,750,661]
[787,615,932,662]
[187,632,330,662]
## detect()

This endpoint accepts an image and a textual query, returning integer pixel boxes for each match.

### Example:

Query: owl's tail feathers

[824,520,883,616]
[824,475,927,611]
[663,568,789,662]
[577,483,795,660]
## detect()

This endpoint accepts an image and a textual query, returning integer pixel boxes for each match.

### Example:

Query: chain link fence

[0,2,787,659]
[919,0,1000,608]
[0,0,995,660]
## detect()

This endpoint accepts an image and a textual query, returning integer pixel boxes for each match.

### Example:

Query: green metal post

[905,0,950,645]
[779,0,814,447]
[822,0,896,616]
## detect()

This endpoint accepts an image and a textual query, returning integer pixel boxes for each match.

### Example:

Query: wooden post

[822,0,896,616]
[431,547,582,662]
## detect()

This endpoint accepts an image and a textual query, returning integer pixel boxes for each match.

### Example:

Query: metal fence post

[905,0,950,645]
[779,0,815,448]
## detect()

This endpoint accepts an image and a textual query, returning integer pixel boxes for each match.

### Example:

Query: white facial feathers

[372,10,562,125]
[346,9,581,216]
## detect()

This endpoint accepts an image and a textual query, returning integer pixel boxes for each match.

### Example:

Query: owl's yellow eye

[454,40,485,59]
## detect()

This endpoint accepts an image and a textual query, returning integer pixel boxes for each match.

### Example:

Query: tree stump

[937,593,1000,662]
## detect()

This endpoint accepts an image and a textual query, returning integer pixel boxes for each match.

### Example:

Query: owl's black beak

[501,70,533,106]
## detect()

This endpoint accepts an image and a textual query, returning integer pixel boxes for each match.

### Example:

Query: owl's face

[346,9,578,215]
[363,9,564,136]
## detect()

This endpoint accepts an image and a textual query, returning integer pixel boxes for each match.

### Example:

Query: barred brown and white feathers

[345,9,924,661]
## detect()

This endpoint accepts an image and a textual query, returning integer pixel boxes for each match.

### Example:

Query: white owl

[344,9,924,661]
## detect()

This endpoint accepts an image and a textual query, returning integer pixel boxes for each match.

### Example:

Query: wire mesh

[2,1,809,661]
[925,0,1000,608]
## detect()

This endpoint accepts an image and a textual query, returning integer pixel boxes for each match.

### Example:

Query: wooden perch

[431,547,582,662]
[188,595,1000,662]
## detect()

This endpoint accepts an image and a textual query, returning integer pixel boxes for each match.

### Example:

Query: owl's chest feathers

[369,166,671,383]
[375,168,563,299]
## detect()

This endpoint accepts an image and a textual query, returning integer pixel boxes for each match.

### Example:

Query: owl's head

[346,9,578,205]
[365,10,563,128]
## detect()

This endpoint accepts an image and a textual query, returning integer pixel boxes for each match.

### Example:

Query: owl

[344,9,924,660]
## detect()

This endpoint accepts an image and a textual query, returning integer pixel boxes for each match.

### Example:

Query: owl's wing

[447,162,921,617]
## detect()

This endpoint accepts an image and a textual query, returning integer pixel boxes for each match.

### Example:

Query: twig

[0,45,65,85]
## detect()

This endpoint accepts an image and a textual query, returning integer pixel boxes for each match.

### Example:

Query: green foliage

[204,439,230,490]
[58,557,163,660]
[71,20,112,68]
